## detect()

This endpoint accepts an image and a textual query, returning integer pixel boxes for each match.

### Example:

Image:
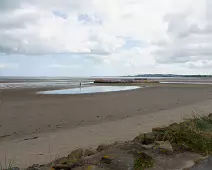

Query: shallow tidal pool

[37,86,141,95]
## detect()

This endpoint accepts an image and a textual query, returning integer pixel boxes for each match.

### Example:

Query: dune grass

[153,114,212,155]
[133,152,154,170]
[0,157,15,170]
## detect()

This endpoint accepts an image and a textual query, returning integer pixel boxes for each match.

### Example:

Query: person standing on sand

[79,82,82,92]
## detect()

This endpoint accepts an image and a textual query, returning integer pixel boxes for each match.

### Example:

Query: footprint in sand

[105,115,112,119]
[56,124,62,128]
[0,134,11,139]
[36,128,41,132]
[24,136,39,141]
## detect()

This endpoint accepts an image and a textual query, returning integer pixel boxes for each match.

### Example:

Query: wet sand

[1,84,212,167]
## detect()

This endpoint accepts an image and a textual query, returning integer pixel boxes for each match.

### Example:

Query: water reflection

[37,86,141,94]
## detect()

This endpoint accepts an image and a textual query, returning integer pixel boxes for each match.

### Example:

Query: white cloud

[153,0,209,65]
[0,0,211,75]
[48,64,81,69]
[0,63,18,69]
[0,0,172,55]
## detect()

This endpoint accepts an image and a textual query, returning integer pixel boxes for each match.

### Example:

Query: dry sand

[1,85,212,167]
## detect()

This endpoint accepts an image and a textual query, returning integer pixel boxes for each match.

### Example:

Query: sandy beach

[1,84,212,167]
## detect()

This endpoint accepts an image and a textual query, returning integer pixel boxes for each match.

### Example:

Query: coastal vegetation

[150,114,212,154]
[2,114,212,169]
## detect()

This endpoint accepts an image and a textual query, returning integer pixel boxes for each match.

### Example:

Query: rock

[50,157,68,167]
[96,144,113,152]
[168,123,180,132]
[132,133,145,143]
[152,123,180,140]
[72,165,106,170]
[113,141,126,146]
[84,149,96,157]
[39,167,53,170]
[52,164,70,170]
[172,143,190,152]
[26,167,39,170]
[153,141,173,155]
[133,133,156,144]
[26,165,49,170]
[152,127,166,133]
[57,157,68,164]
[10,167,20,170]
[32,164,39,168]
[26,164,40,170]
[68,148,84,164]
[121,142,144,152]
[144,133,156,144]
[141,144,154,150]
[101,155,113,164]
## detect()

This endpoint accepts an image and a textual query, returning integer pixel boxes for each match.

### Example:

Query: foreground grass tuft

[0,158,15,170]
[153,114,212,155]
[134,152,154,170]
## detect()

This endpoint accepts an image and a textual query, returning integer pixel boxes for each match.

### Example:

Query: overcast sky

[0,0,211,76]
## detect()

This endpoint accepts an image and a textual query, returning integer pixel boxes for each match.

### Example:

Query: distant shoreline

[2,77,212,90]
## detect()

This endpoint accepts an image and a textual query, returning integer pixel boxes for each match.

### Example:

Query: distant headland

[124,74,212,77]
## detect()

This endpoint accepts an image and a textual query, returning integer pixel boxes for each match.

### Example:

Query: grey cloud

[45,51,110,56]
[206,0,212,21]
[164,13,189,38]
[154,7,212,67]
[164,12,205,38]
[0,0,110,55]
[0,0,23,12]
[187,60,212,69]
[0,0,39,54]
[0,12,37,30]
[155,41,212,64]
[0,0,81,12]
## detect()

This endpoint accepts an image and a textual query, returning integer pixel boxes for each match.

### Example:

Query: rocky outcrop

[101,155,114,164]
[84,149,96,157]
[26,115,212,170]
[67,148,84,164]
[96,144,114,152]
[133,132,156,144]
[153,141,174,155]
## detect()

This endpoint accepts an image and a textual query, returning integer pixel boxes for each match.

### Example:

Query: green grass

[0,157,15,170]
[192,116,212,132]
[153,115,212,155]
[134,152,154,170]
